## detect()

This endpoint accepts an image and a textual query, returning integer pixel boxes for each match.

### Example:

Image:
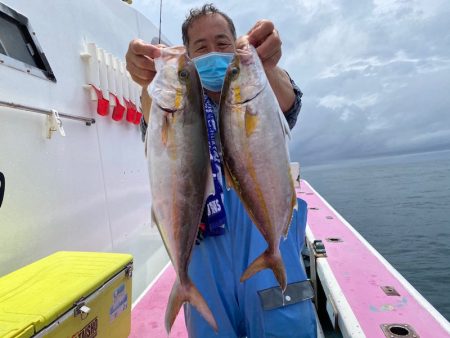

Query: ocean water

[301,149,450,321]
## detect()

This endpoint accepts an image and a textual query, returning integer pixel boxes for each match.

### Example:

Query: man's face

[187,13,236,58]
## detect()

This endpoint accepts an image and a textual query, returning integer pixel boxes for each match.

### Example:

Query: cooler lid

[0,251,133,337]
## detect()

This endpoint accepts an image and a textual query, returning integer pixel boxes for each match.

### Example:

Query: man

[126,4,316,338]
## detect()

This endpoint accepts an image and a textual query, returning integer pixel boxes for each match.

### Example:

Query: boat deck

[130,180,450,337]
[130,263,187,337]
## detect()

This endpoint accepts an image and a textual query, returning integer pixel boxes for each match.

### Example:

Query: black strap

[0,172,4,208]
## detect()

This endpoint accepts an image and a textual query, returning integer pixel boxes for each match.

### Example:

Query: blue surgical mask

[193,52,234,92]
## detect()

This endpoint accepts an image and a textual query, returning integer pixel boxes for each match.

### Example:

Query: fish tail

[240,249,287,291]
[165,278,218,334]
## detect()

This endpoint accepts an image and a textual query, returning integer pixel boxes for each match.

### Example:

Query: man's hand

[247,20,282,70]
[246,20,295,113]
[125,39,163,87]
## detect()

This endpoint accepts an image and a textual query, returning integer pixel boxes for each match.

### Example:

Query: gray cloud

[134,0,450,165]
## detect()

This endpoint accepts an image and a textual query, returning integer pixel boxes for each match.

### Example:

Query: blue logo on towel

[202,95,226,236]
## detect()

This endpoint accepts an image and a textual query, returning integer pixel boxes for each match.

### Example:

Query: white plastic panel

[0,0,169,303]
[114,56,125,106]
[121,61,130,101]
[97,48,109,101]
[85,42,100,87]
[0,107,112,273]
[105,52,116,106]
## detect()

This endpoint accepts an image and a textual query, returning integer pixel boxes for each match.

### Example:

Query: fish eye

[178,69,189,81]
[230,67,240,79]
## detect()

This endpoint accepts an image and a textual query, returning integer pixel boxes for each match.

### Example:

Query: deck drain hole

[381,285,400,296]
[381,323,418,337]
[390,326,409,335]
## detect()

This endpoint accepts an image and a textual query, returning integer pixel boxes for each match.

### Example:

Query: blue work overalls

[184,189,317,338]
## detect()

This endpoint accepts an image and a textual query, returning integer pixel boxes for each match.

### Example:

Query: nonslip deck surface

[130,264,187,337]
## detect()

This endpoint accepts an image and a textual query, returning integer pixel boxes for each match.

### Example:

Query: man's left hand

[245,20,296,114]
[247,20,282,70]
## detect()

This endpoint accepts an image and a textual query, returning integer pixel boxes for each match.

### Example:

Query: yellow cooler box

[0,251,133,338]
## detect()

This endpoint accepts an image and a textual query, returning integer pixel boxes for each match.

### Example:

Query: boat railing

[0,100,96,126]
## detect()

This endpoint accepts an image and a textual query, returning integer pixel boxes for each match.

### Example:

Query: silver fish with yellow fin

[219,38,297,292]
[146,46,218,333]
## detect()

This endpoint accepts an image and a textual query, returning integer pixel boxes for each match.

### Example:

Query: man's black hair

[181,3,237,47]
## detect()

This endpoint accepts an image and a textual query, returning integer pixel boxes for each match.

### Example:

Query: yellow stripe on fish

[175,87,183,109]
[234,86,241,103]
[245,107,259,137]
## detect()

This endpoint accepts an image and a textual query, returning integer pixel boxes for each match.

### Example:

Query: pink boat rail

[299,179,450,337]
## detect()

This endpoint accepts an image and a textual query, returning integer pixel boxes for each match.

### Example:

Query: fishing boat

[0,1,449,337]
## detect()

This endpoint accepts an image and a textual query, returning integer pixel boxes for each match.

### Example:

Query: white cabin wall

[0,0,170,296]
[0,107,112,272]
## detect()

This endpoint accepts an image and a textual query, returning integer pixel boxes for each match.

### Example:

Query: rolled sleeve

[284,72,303,130]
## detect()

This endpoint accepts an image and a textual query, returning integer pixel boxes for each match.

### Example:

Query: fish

[219,38,297,292]
[146,46,218,333]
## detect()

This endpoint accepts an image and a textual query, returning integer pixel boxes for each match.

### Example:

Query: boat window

[0,3,56,82]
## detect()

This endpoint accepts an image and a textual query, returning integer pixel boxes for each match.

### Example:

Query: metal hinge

[312,239,327,257]
[125,262,133,278]
[74,298,90,320]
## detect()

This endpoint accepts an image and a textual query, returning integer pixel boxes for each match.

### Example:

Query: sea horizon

[301,148,450,171]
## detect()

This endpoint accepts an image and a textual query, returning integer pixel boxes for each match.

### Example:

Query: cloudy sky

[133,0,450,165]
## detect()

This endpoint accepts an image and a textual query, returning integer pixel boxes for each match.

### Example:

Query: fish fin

[240,249,287,292]
[140,87,152,158]
[151,207,174,263]
[165,278,218,334]
[223,162,235,191]
[245,106,259,137]
[186,280,218,333]
[282,191,297,238]
[165,278,183,335]
[144,127,148,158]
[282,224,291,240]
[161,114,169,146]
[282,219,290,239]
[293,193,298,211]
[141,86,152,122]
[223,162,242,194]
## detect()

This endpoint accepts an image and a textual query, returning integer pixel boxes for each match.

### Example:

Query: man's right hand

[125,39,163,87]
